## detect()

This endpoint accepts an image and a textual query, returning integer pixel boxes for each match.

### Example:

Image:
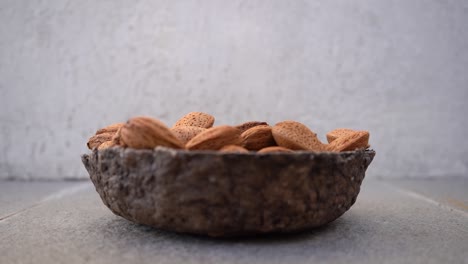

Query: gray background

[1,0,467,180]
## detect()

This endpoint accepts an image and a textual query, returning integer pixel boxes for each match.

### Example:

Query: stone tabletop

[1,178,467,264]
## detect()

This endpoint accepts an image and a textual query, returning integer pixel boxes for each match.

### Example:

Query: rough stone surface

[81,147,375,236]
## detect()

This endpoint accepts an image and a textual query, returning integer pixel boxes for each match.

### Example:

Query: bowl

[81,147,375,237]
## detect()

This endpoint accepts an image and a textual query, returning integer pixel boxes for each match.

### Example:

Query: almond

[111,127,123,146]
[186,125,242,150]
[326,128,355,143]
[258,146,293,153]
[235,121,268,133]
[87,132,114,150]
[171,126,206,145]
[173,112,215,128]
[219,145,249,153]
[272,121,326,151]
[326,130,369,152]
[120,116,184,149]
[97,140,116,150]
[96,123,124,135]
[241,125,276,150]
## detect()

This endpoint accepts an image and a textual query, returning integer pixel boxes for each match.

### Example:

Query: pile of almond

[87,112,370,153]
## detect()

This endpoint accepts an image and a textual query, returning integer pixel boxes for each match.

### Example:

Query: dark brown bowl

[81,147,375,237]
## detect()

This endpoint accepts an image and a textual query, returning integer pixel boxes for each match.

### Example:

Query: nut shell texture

[326,128,355,143]
[120,117,184,149]
[171,126,206,145]
[327,131,370,152]
[241,125,276,151]
[173,112,215,128]
[186,126,242,150]
[235,121,268,133]
[272,121,325,151]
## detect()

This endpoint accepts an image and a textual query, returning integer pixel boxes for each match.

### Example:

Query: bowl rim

[85,146,375,157]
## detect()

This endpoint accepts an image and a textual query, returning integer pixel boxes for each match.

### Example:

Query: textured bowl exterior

[82,147,375,237]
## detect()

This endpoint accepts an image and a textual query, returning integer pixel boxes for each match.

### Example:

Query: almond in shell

[219,145,249,153]
[111,127,123,146]
[186,125,242,150]
[96,123,124,135]
[97,140,116,150]
[120,116,184,149]
[326,128,355,143]
[171,126,206,145]
[272,121,326,151]
[87,132,114,150]
[241,125,276,151]
[326,130,369,152]
[173,112,215,128]
[258,146,293,153]
[235,121,268,133]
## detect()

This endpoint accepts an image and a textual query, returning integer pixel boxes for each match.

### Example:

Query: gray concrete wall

[1,0,468,180]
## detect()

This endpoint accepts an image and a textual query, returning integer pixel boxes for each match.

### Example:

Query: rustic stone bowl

[81,147,375,237]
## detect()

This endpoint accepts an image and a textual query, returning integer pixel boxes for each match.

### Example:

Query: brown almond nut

[95,123,125,135]
[111,127,124,146]
[171,126,206,145]
[272,121,326,151]
[186,125,242,150]
[219,145,249,153]
[87,132,114,150]
[173,112,215,128]
[326,130,370,152]
[120,116,184,149]
[326,128,355,143]
[235,121,268,133]
[258,146,293,153]
[241,125,276,151]
[97,140,116,150]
